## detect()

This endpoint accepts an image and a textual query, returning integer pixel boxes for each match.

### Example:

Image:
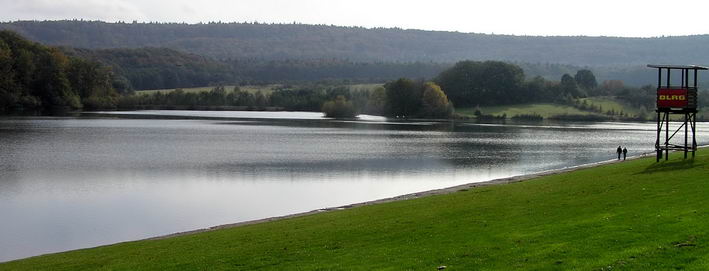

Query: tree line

[0,30,119,113]
[111,60,681,120]
[119,81,452,119]
[436,60,670,111]
[3,30,695,120]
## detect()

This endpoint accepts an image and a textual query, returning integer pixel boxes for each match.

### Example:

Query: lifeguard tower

[648,64,707,161]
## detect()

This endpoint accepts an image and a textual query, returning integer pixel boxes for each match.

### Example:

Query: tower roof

[647,64,709,70]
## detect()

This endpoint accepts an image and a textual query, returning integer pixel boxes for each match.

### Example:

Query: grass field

[458,103,600,118]
[458,98,709,121]
[579,97,709,121]
[578,96,643,117]
[135,85,281,95]
[3,150,709,270]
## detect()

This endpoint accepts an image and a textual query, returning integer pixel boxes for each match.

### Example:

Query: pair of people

[616,146,628,160]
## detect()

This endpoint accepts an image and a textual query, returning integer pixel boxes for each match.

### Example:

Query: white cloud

[1,0,144,21]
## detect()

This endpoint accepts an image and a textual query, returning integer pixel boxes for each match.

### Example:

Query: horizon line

[3,19,708,39]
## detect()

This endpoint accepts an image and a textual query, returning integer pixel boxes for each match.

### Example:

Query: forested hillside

[58,46,661,91]
[62,47,234,90]
[2,29,697,120]
[0,31,118,113]
[61,46,454,90]
[2,20,708,67]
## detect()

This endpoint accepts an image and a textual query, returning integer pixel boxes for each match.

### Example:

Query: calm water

[1,110,707,262]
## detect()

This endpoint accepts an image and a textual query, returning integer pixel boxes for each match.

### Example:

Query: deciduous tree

[435,61,524,107]
[384,78,422,118]
[322,95,356,118]
[574,69,598,90]
[421,82,452,118]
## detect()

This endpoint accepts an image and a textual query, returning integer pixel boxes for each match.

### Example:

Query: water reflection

[0,112,707,262]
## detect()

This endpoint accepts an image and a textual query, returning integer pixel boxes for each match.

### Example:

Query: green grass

[4,152,709,270]
[458,103,599,118]
[578,96,643,117]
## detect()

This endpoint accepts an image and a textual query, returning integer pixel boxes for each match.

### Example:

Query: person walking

[616,146,622,160]
[622,147,627,160]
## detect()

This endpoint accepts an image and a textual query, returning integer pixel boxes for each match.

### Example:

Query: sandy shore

[149,152,656,241]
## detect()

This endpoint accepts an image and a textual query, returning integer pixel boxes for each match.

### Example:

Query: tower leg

[692,112,697,158]
[665,112,669,161]
[685,112,688,159]
[656,111,661,162]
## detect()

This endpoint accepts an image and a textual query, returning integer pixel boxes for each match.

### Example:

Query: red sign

[657,88,688,108]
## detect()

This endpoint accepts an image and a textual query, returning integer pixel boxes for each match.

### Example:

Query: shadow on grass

[640,158,696,174]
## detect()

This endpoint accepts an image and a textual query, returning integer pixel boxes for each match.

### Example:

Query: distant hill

[61,47,235,90]
[64,46,616,91]
[3,20,709,68]
[60,46,455,90]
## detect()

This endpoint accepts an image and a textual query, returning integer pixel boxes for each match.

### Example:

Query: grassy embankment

[456,97,628,120]
[459,97,709,121]
[457,97,640,120]
[578,97,643,117]
[457,103,596,119]
[3,151,709,270]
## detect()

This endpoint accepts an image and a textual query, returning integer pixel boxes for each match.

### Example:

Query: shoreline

[148,152,653,241]
[7,147,701,263]
[6,148,707,268]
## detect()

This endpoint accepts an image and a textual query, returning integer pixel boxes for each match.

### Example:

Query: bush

[322,95,357,118]
[82,95,118,110]
[547,114,610,121]
[511,113,543,121]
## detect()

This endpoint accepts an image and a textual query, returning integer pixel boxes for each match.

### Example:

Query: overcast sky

[2,0,707,37]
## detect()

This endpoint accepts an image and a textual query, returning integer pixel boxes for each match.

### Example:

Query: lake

[1,110,707,262]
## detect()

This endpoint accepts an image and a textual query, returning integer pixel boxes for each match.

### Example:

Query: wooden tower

[648,65,706,161]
